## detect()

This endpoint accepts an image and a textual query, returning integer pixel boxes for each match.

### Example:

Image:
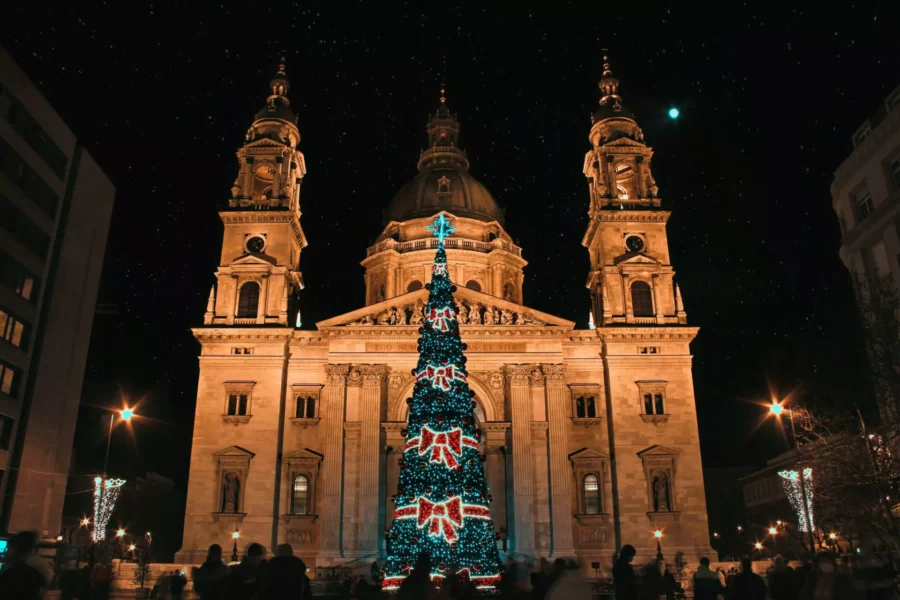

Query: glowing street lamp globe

[116,529,125,538]
[121,408,134,421]
[668,107,680,119]
[768,527,777,535]
[769,402,784,416]
[829,532,837,540]
[233,530,240,539]
[654,530,663,539]
[129,544,136,551]
[755,542,763,550]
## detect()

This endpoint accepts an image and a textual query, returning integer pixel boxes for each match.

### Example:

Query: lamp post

[231,529,240,563]
[654,529,664,561]
[770,401,815,550]
[103,407,134,479]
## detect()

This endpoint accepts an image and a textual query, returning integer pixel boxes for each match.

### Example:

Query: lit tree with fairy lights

[382,215,502,593]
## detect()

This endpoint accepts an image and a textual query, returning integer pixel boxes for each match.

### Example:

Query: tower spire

[418,84,469,172]
[597,50,624,112]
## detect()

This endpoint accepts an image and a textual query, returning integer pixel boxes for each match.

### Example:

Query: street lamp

[755,542,763,550]
[769,400,815,550]
[769,527,777,535]
[117,529,125,538]
[653,530,664,561]
[231,529,240,563]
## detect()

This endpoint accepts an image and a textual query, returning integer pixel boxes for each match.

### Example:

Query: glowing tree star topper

[382,215,502,592]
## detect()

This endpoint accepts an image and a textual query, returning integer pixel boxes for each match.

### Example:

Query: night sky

[3,4,898,498]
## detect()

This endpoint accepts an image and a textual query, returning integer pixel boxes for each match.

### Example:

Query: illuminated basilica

[175,57,712,572]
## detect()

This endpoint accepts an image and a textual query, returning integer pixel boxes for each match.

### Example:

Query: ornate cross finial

[427,214,456,244]
[440,84,446,104]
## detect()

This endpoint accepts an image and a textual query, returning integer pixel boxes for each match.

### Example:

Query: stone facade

[175,58,712,571]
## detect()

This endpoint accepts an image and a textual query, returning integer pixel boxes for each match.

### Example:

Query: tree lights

[778,468,815,532]
[382,215,502,592]
[92,477,126,541]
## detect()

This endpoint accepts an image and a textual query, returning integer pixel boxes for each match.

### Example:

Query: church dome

[385,89,504,225]
[386,167,504,224]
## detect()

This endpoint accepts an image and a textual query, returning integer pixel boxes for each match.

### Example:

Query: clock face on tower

[246,235,266,253]
[625,234,645,253]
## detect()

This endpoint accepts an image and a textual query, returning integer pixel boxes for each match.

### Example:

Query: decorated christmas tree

[382,214,503,593]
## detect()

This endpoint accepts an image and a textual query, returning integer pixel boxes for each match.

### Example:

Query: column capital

[541,363,566,384]
[325,364,351,384]
[359,364,389,386]
[347,368,363,387]
[504,364,532,387]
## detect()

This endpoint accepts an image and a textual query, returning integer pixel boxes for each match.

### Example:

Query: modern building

[176,57,712,571]
[0,47,115,537]
[832,84,900,412]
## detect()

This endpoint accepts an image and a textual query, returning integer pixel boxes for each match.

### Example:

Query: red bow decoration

[416,364,466,391]
[433,262,448,277]
[427,306,455,332]
[417,496,463,541]
[406,426,479,468]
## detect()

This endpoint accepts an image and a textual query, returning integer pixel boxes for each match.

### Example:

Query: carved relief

[343,298,546,327]
[505,365,532,387]
[360,364,388,387]
[489,372,504,390]
[542,364,565,383]
[579,527,608,548]
[285,528,315,546]
[347,369,362,387]
[325,364,350,385]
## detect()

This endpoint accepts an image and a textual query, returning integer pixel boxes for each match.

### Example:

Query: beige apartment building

[176,57,712,572]
[0,47,115,537]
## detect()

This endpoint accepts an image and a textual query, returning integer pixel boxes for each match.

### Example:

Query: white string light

[92,477,126,541]
[778,468,814,532]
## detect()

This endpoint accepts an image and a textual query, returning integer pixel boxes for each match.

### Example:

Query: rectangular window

[0,250,39,302]
[890,158,900,191]
[0,84,68,179]
[0,137,60,218]
[238,394,248,416]
[0,360,20,396]
[856,192,874,222]
[0,308,28,349]
[227,394,238,415]
[0,192,51,259]
[0,414,13,450]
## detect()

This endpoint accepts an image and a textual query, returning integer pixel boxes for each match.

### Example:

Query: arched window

[407,280,423,293]
[643,393,654,415]
[583,474,601,515]
[466,280,482,292]
[237,282,260,318]
[586,396,596,418]
[654,393,665,415]
[292,474,309,515]
[631,281,654,317]
[576,397,585,418]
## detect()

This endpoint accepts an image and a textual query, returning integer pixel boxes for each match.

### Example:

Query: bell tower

[581,56,687,326]
[204,57,307,326]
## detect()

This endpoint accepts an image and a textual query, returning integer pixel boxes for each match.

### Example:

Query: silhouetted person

[799,552,854,600]
[265,544,310,600]
[193,544,230,600]
[170,568,187,600]
[730,557,766,600]
[767,555,795,600]
[0,531,50,600]
[398,552,436,600]
[228,543,266,600]
[613,544,638,600]
[693,557,723,600]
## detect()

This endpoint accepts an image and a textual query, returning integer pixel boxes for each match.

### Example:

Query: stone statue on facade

[409,301,424,325]
[486,307,500,325]
[456,303,469,325]
[468,304,482,325]
[222,473,240,513]
[388,307,402,325]
[376,310,391,325]
[500,309,513,325]
[653,472,670,512]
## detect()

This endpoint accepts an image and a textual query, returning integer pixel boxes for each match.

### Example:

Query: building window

[856,192,874,222]
[631,281,654,316]
[0,192,51,259]
[292,474,310,515]
[0,308,27,349]
[639,346,659,354]
[0,414,13,450]
[407,280,423,293]
[574,396,598,418]
[0,84,69,178]
[0,250,39,302]
[223,382,254,421]
[0,137,60,217]
[0,360,20,396]
[890,158,900,190]
[296,396,316,419]
[231,347,253,355]
[465,280,482,292]
[642,392,665,415]
[236,282,260,318]
[226,394,249,416]
[583,474,601,515]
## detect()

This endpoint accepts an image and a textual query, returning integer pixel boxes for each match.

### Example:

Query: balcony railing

[366,237,522,258]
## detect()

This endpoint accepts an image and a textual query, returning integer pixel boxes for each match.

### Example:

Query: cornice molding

[193,328,295,344]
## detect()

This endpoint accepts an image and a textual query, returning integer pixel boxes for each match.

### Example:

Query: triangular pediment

[636,444,681,458]
[212,445,256,458]
[284,448,323,461]
[229,253,277,267]
[614,251,661,266]
[316,286,574,329]
[569,448,610,461]
[605,137,647,148]
[243,137,290,150]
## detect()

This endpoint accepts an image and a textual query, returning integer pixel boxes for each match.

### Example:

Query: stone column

[243,158,254,198]
[505,365,535,555]
[231,275,240,322]
[635,156,646,198]
[357,365,387,556]
[318,365,350,559]
[386,264,396,299]
[492,266,503,298]
[652,274,664,323]
[258,274,270,324]
[606,156,618,198]
[543,364,575,557]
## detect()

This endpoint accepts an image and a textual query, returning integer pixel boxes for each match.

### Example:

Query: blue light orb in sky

[668,107,680,119]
